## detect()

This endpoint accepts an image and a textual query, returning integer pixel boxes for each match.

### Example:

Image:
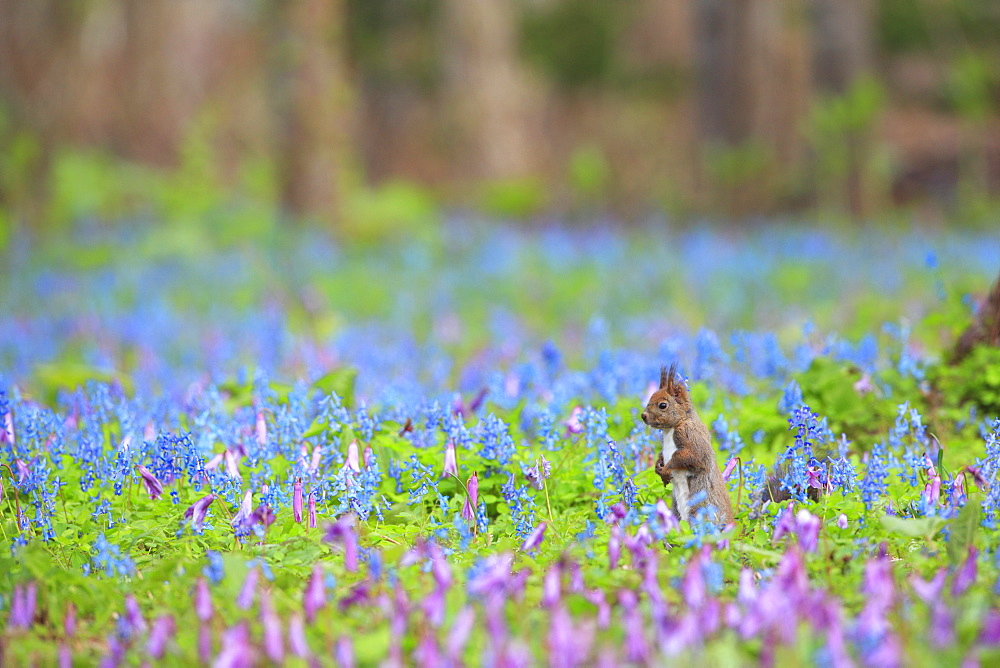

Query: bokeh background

[1,0,999,245]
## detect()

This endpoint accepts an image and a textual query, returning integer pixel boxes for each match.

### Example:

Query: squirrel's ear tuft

[669,366,689,402]
[659,365,670,389]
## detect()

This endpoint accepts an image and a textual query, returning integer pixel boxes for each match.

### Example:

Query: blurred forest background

[1,0,999,246]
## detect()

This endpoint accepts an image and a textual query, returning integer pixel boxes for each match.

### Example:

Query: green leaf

[947,494,980,565]
[314,367,358,408]
[879,514,946,539]
[303,418,329,439]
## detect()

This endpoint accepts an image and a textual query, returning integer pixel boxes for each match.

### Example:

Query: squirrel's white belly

[661,429,691,522]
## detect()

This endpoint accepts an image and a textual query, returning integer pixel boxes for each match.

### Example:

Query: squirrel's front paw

[654,453,673,485]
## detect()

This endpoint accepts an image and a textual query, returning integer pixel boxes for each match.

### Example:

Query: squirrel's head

[641,364,691,430]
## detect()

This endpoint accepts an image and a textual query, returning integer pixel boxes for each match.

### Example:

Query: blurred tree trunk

[810,0,876,218]
[952,271,1000,364]
[810,0,873,94]
[441,0,539,181]
[694,0,810,215]
[268,0,355,221]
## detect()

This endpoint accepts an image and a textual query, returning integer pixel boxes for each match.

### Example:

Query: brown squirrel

[642,364,734,526]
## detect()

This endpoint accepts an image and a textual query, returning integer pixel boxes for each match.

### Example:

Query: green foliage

[947,53,996,123]
[567,144,609,203]
[795,357,915,443]
[932,347,1000,418]
[521,0,621,89]
[341,180,441,246]
[478,177,548,220]
[704,140,774,190]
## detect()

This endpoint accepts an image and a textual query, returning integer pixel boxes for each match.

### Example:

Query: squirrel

[642,364,734,526]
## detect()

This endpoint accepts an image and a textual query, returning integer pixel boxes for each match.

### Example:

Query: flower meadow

[2,222,1000,666]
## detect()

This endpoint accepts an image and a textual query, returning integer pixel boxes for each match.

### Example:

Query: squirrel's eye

[658,402,667,410]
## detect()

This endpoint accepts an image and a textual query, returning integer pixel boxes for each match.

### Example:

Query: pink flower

[564,406,584,435]
[722,458,738,481]
[346,440,361,473]
[231,490,253,531]
[308,492,317,528]
[256,411,268,446]
[293,479,303,523]
[461,472,479,523]
[2,410,14,446]
[442,441,458,479]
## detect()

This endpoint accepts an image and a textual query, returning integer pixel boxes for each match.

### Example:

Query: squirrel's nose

[641,411,648,423]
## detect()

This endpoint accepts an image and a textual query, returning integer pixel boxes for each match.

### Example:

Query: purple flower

[979,609,1000,645]
[964,466,987,490]
[7,582,36,628]
[910,569,947,603]
[136,465,163,500]
[442,440,458,479]
[423,585,447,627]
[339,582,370,611]
[414,629,442,666]
[260,590,284,663]
[288,614,310,658]
[524,456,552,490]
[929,602,955,647]
[794,509,821,552]
[237,567,258,609]
[836,513,848,529]
[324,514,359,571]
[585,589,610,629]
[853,373,874,395]
[250,504,276,530]
[14,458,29,482]
[772,506,821,552]
[216,622,254,668]
[542,562,562,607]
[654,499,680,533]
[184,494,216,532]
[64,602,77,637]
[722,458,738,482]
[198,626,212,663]
[564,406,584,435]
[547,603,594,667]
[231,490,253,531]
[308,492,317,528]
[618,590,648,663]
[147,615,175,660]
[446,607,475,662]
[293,478,303,523]
[468,388,488,414]
[461,472,479,523]
[608,526,621,570]
[303,564,326,623]
[521,522,547,553]
[952,546,978,596]
[124,594,147,635]
[194,578,213,621]
[335,636,356,668]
